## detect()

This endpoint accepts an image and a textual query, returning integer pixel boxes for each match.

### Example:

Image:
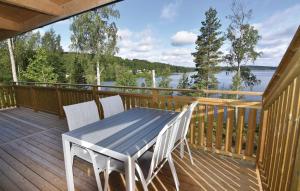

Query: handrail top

[11,81,263,96]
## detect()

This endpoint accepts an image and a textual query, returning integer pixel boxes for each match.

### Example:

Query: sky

[36,0,300,67]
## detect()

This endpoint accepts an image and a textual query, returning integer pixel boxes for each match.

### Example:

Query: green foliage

[177,73,191,89]
[13,32,41,74]
[0,42,12,83]
[70,5,119,84]
[61,52,192,83]
[158,76,171,88]
[0,29,66,83]
[157,67,171,88]
[71,56,86,84]
[22,48,58,83]
[137,72,152,87]
[225,1,262,91]
[192,7,224,90]
[115,66,137,86]
[41,28,65,82]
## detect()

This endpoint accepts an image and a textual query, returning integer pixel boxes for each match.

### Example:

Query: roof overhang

[0,0,120,41]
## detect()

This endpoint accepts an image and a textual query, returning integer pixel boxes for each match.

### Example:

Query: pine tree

[72,56,86,84]
[192,7,224,90]
[41,28,65,82]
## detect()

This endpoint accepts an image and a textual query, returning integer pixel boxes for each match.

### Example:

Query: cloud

[117,28,194,67]
[117,28,155,53]
[253,4,300,66]
[171,31,197,46]
[160,48,194,66]
[160,0,181,20]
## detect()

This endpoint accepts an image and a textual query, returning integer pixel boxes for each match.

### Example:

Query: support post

[7,38,18,83]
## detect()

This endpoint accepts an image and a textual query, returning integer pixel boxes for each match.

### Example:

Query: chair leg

[135,163,148,191]
[180,140,185,158]
[167,154,179,191]
[87,150,103,191]
[184,138,194,165]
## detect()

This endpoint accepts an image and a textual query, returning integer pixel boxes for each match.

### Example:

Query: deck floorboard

[0,108,261,191]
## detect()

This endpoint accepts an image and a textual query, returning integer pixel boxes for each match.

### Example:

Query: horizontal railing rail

[2,82,262,162]
[13,81,264,97]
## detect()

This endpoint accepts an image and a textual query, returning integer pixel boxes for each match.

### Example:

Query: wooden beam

[0,0,63,15]
[61,0,116,16]
[0,17,22,31]
[0,0,118,40]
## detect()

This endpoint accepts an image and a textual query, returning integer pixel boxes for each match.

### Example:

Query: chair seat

[71,144,122,170]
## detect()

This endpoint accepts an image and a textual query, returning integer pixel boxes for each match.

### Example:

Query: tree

[158,67,171,88]
[177,73,192,96]
[13,32,41,76]
[41,28,65,82]
[177,73,191,89]
[115,66,137,86]
[225,1,261,92]
[71,56,86,84]
[70,5,119,84]
[192,7,224,90]
[22,48,58,83]
[0,42,12,83]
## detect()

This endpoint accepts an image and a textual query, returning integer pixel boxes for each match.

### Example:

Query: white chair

[99,95,124,118]
[174,101,198,165]
[101,109,187,191]
[63,101,116,191]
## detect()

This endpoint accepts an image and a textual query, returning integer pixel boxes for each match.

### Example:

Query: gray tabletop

[62,108,179,160]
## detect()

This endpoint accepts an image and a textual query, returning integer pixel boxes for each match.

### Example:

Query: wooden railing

[257,27,300,191]
[2,81,262,162]
[0,85,16,109]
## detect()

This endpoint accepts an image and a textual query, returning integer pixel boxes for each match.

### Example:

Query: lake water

[102,70,275,93]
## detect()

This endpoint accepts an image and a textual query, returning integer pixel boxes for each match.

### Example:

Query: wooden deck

[0,108,261,191]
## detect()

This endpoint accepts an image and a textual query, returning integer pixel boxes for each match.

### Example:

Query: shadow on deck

[0,107,261,191]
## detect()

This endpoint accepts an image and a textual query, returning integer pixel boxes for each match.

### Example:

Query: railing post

[291,123,300,190]
[257,109,268,164]
[56,84,64,118]
[30,84,37,112]
[151,89,159,108]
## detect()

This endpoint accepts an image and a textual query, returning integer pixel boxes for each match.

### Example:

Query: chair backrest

[175,101,198,142]
[63,100,99,131]
[147,109,187,180]
[99,95,124,118]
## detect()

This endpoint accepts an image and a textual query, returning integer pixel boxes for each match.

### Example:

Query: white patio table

[62,107,179,191]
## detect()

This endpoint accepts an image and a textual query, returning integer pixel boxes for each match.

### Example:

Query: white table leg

[125,156,135,191]
[63,139,75,191]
